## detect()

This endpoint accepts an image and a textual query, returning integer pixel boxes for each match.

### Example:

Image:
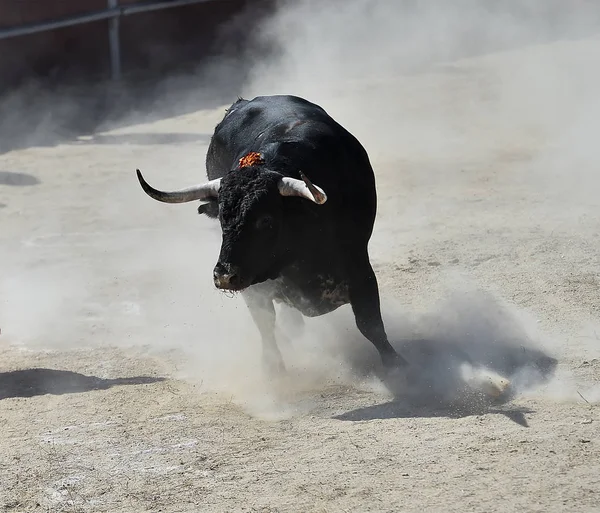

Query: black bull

[136,94,407,374]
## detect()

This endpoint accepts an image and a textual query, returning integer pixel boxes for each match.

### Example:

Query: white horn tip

[313,190,327,204]
[298,171,327,204]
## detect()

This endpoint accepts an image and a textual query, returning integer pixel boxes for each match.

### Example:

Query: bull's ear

[198,201,219,218]
[278,172,327,204]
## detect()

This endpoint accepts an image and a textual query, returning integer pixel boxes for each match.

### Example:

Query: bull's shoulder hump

[248,94,325,110]
[235,95,331,123]
[220,94,334,126]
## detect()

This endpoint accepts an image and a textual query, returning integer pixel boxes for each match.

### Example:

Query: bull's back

[207,95,349,178]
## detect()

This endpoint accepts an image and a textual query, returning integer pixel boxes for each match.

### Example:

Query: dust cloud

[2,0,600,419]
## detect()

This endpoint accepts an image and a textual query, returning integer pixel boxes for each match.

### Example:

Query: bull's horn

[136,169,221,203]
[278,172,327,204]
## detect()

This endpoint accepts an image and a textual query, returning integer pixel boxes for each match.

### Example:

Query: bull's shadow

[335,400,536,427]
[0,368,165,400]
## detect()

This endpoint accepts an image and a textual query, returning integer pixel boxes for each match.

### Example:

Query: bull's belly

[272,274,350,317]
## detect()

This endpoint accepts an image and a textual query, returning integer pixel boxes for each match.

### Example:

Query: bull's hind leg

[347,253,408,370]
[242,286,286,376]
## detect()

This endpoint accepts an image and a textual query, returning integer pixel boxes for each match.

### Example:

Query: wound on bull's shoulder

[238,152,265,169]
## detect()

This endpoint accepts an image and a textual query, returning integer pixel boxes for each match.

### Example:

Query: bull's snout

[213,262,244,291]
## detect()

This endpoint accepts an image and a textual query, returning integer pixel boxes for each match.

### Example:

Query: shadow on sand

[67,132,211,146]
[0,368,166,400]
[0,171,41,187]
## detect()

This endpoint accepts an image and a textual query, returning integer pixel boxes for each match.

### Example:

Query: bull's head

[136,160,327,291]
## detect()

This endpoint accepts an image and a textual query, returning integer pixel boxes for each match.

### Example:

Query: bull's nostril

[220,273,235,285]
[213,263,241,290]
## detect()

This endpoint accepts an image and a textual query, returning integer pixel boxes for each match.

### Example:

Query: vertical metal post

[107,0,121,80]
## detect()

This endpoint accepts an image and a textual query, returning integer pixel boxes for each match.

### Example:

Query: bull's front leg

[347,253,409,371]
[242,286,286,376]
[276,301,305,339]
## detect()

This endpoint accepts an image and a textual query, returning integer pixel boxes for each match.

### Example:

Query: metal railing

[0,0,220,80]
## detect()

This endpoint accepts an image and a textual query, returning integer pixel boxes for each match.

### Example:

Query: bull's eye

[255,215,274,230]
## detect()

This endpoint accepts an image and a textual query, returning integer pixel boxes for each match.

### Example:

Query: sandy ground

[1,37,600,512]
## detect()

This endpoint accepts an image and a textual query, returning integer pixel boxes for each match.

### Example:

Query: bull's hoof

[379,364,412,396]
[382,352,409,370]
[377,353,411,391]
